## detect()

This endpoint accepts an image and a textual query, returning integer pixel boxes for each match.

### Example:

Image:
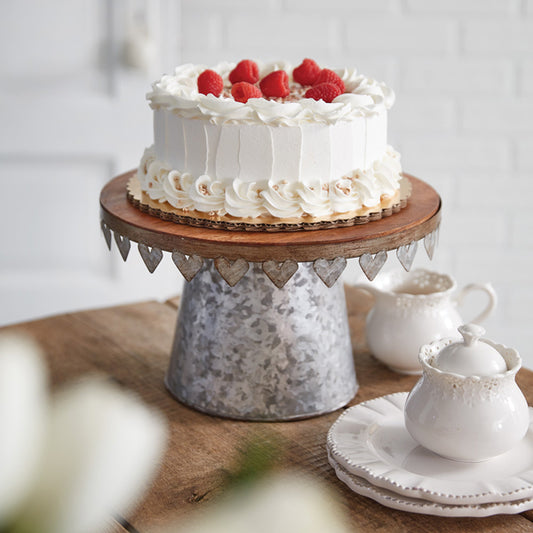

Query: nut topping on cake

[336,182,351,195]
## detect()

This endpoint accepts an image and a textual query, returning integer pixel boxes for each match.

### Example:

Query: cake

[133,58,409,230]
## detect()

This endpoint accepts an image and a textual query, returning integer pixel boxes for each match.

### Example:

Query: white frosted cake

[134,59,409,230]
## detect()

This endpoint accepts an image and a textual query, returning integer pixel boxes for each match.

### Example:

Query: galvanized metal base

[165,260,358,420]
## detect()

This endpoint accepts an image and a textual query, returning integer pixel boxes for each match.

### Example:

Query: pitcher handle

[455,283,497,324]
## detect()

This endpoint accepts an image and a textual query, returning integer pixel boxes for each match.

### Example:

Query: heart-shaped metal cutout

[262,260,299,289]
[424,226,440,260]
[100,220,112,250]
[397,240,418,272]
[114,232,131,261]
[138,243,163,273]
[214,257,249,287]
[359,251,387,281]
[313,257,347,288]
[172,251,203,282]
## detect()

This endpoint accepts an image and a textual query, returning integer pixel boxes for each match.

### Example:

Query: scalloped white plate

[327,392,533,505]
[328,453,533,517]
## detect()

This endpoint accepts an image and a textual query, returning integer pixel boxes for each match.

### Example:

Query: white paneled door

[0,0,182,325]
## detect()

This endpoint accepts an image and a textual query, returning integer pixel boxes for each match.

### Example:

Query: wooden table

[3,286,533,532]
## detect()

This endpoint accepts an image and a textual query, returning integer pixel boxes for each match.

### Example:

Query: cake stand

[100,171,441,421]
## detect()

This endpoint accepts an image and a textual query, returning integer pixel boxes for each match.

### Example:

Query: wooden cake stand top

[100,170,441,263]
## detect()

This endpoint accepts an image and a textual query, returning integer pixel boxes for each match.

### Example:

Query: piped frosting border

[138,145,406,220]
[128,175,410,232]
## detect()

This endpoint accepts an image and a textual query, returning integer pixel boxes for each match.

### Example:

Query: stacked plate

[327,392,533,517]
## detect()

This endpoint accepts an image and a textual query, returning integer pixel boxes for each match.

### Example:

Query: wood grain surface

[3,287,533,532]
[100,171,441,262]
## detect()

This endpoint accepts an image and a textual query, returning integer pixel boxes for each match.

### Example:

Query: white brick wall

[345,18,458,55]
[521,61,533,94]
[518,139,533,170]
[0,0,184,327]
[176,0,533,365]
[406,0,521,14]
[464,20,533,54]
[400,59,514,95]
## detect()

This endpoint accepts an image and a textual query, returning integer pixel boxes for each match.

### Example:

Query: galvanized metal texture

[165,260,358,420]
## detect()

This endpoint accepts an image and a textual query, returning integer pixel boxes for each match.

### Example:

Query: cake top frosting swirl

[147,61,395,126]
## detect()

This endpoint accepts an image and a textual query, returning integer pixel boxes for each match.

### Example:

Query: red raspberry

[293,58,321,86]
[259,70,290,98]
[305,82,342,103]
[314,69,345,94]
[229,59,259,84]
[197,69,224,97]
[231,82,262,103]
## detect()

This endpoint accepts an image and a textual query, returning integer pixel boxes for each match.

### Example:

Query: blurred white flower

[164,473,350,533]
[0,334,167,533]
[0,335,47,523]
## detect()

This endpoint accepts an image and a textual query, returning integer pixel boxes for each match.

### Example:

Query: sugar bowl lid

[433,324,508,376]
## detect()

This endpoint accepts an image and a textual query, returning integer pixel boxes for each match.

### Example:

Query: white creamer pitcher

[354,269,497,374]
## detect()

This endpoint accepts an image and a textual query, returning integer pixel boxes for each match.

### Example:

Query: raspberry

[197,69,224,97]
[259,70,290,98]
[305,82,342,103]
[229,59,259,84]
[314,69,345,94]
[293,58,321,86]
[231,82,262,103]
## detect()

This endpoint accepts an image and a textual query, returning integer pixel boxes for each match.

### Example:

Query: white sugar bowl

[404,324,529,462]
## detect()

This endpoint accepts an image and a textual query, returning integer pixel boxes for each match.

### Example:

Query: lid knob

[458,323,485,347]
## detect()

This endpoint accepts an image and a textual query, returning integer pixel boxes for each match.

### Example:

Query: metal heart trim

[424,226,440,260]
[313,257,347,288]
[172,251,203,282]
[396,240,418,272]
[113,232,131,261]
[359,251,388,281]
[262,260,299,289]
[214,257,249,287]
[138,243,163,273]
[100,220,112,250]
